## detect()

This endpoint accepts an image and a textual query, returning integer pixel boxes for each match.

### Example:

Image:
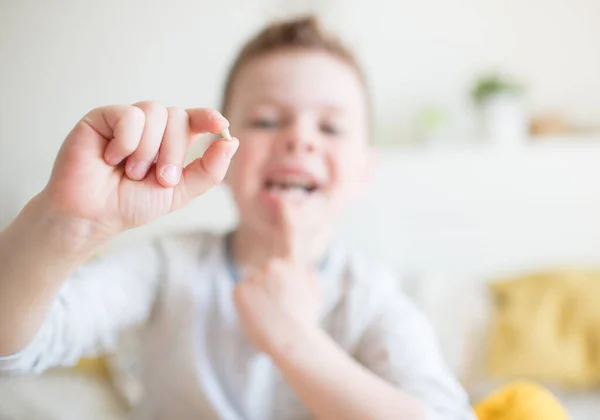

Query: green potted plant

[472,73,524,105]
[471,72,528,147]
[414,105,450,147]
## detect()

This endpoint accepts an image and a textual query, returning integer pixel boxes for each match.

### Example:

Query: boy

[0,16,475,420]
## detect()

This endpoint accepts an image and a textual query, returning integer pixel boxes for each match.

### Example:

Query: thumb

[175,137,239,207]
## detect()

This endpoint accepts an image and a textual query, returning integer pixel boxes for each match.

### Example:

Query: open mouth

[263,173,321,194]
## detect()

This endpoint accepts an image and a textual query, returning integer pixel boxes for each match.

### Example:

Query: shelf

[375,135,600,157]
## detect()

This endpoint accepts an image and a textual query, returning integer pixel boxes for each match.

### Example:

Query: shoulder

[326,245,435,350]
[337,245,436,335]
[338,248,437,345]
[329,245,419,330]
[340,247,404,307]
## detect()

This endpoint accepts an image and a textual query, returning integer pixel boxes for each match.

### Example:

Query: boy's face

[225,49,371,237]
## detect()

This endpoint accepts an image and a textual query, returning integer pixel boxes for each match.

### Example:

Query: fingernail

[209,110,229,127]
[160,165,180,184]
[105,154,122,166]
[130,161,151,179]
[225,141,239,160]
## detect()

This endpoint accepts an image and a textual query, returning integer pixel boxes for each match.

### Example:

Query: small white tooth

[220,127,232,141]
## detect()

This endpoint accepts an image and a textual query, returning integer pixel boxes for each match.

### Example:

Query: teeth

[265,174,317,191]
[272,175,312,186]
[267,183,310,191]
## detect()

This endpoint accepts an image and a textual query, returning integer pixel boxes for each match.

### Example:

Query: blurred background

[1,0,600,419]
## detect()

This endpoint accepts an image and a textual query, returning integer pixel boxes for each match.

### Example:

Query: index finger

[276,201,302,263]
[186,108,230,135]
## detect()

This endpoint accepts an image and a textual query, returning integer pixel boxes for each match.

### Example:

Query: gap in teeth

[264,181,316,192]
[265,180,316,190]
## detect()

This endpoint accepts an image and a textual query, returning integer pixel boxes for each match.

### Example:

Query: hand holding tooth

[42,102,239,237]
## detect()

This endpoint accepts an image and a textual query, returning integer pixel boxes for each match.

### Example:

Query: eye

[250,118,280,129]
[320,122,342,136]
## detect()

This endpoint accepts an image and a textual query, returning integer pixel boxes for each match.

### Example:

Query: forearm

[0,192,109,355]
[268,322,426,420]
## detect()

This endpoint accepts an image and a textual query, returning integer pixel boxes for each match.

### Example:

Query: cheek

[327,147,363,184]
[227,139,269,194]
[325,147,368,202]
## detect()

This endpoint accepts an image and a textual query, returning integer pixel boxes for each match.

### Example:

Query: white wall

[0,0,270,221]
[1,0,600,274]
[342,142,600,275]
[329,0,600,143]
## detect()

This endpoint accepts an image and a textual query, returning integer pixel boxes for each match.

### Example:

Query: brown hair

[220,15,369,116]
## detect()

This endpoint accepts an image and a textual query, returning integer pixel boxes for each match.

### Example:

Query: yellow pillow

[474,381,568,420]
[71,356,112,381]
[62,253,113,382]
[485,269,600,387]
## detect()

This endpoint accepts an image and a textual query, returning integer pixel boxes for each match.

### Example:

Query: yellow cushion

[485,269,600,387]
[59,252,113,382]
[474,381,568,420]
[71,356,112,381]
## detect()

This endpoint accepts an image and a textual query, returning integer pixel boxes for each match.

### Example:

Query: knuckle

[206,108,221,119]
[133,100,159,109]
[199,158,224,185]
[167,106,188,123]
[121,141,138,155]
[137,101,168,121]
[124,105,146,125]
[148,101,169,118]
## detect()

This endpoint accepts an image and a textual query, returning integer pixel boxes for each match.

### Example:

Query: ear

[350,146,377,200]
[363,146,377,184]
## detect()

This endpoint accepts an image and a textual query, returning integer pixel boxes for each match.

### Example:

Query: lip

[259,163,325,212]
[263,164,322,186]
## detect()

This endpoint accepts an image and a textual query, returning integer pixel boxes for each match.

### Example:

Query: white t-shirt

[0,230,476,420]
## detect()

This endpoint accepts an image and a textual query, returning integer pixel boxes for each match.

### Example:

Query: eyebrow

[244,97,348,115]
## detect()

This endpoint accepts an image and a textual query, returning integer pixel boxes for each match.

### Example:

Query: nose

[281,117,317,155]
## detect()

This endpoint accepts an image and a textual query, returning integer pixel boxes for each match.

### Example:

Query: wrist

[17,191,113,257]
[266,319,326,366]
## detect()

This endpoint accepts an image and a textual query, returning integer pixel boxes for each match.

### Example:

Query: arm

[234,203,438,419]
[0,102,237,361]
[235,265,426,419]
[237,270,475,420]
[353,287,477,420]
[0,194,109,355]
[268,320,425,420]
[0,217,164,374]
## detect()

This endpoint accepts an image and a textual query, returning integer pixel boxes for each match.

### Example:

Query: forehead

[229,49,367,114]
